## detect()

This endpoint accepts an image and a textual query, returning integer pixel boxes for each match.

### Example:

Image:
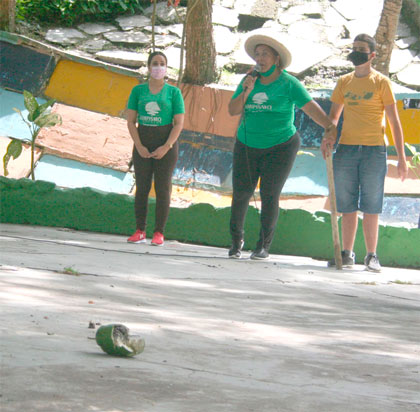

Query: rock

[235,0,278,20]
[396,63,420,89]
[277,10,304,26]
[287,20,329,42]
[389,48,417,73]
[324,24,346,45]
[79,39,110,53]
[214,0,235,8]
[154,33,180,48]
[216,54,231,70]
[166,24,184,38]
[77,23,117,35]
[164,46,185,70]
[344,18,379,39]
[238,14,270,32]
[212,5,239,28]
[143,24,183,39]
[213,26,239,55]
[104,31,150,46]
[322,56,352,70]
[230,38,255,71]
[396,36,418,50]
[45,28,86,45]
[143,3,186,24]
[95,50,148,68]
[286,37,334,75]
[331,0,383,21]
[115,15,152,31]
[281,3,324,20]
[396,21,413,38]
[143,24,169,35]
[261,21,287,32]
[65,48,96,59]
[322,6,347,30]
[31,0,420,92]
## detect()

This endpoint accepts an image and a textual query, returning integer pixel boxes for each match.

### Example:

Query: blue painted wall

[34,154,134,194]
[0,88,47,140]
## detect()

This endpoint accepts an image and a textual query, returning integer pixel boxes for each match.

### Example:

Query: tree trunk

[183,0,216,85]
[0,0,16,32]
[374,0,403,76]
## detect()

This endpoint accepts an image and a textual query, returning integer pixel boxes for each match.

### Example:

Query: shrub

[16,0,146,26]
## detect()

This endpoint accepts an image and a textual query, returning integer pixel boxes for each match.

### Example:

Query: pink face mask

[150,66,167,80]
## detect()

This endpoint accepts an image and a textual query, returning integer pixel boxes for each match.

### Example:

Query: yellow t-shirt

[331,69,396,145]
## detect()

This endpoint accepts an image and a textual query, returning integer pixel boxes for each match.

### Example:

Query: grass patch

[62,266,81,276]
[389,280,413,285]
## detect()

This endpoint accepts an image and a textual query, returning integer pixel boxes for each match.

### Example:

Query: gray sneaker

[364,253,381,272]
[228,239,244,259]
[327,250,355,268]
[250,248,270,260]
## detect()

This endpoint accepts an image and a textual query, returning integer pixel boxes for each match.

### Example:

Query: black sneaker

[364,253,381,272]
[228,240,244,259]
[327,250,355,268]
[250,248,270,260]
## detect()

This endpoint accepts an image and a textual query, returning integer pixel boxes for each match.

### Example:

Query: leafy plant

[16,0,144,26]
[405,142,420,179]
[3,90,62,180]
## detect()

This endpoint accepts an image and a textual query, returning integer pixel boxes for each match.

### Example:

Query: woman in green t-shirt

[228,30,337,260]
[126,51,185,246]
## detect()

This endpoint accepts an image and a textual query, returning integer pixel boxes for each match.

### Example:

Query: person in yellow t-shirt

[321,33,408,272]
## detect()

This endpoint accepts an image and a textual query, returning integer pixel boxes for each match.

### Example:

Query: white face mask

[150,66,167,80]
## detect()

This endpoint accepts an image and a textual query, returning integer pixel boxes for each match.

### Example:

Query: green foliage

[3,90,62,180]
[405,143,420,179]
[63,266,81,275]
[16,0,145,26]
[3,140,23,177]
[390,280,413,285]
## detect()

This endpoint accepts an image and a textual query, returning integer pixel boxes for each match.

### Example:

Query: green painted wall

[1,177,419,268]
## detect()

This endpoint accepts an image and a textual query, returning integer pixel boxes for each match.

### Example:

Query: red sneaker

[127,230,146,243]
[151,231,164,246]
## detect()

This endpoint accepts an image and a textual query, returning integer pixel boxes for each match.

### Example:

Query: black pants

[132,124,178,234]
[230,133,300,250]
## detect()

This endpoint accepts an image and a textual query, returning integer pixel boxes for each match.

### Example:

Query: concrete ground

[0,223,419,412]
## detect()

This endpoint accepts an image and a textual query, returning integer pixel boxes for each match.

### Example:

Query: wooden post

[0,0,16,32]
[326,152,342,270]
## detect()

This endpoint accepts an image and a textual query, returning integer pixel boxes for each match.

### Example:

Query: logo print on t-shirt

[344,91,374,101]
[252,92,269,105]
[145,102,160,116]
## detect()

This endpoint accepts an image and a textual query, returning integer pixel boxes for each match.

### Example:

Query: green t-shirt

[232,70,312,148]
[127,83,185,126]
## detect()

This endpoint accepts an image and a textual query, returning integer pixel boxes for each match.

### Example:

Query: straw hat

[244,30,292,68]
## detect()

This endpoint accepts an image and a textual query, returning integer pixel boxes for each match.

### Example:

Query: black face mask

[347,51,370,66]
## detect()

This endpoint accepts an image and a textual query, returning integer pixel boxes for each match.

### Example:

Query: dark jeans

[132,124,178,234]
[230,133,300,251]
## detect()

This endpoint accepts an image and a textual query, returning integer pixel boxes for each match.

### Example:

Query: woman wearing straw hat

[228,30,337,260]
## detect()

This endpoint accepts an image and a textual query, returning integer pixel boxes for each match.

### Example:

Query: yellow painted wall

[386,100,420,145]
[44,60,139,117]
[45,60,419,145]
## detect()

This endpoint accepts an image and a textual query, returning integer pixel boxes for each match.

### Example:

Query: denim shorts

[333,144,387,214]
